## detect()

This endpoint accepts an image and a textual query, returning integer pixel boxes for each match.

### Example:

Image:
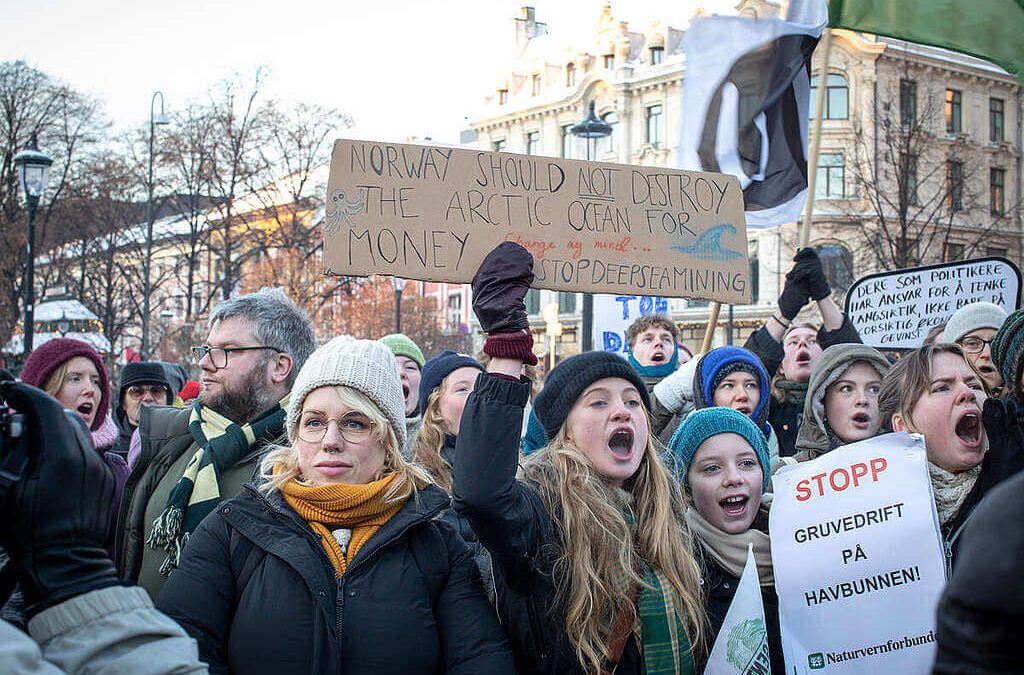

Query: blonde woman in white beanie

[155,336,514,675]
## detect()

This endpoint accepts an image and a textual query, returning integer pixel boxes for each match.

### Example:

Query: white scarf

[928,462,981,525]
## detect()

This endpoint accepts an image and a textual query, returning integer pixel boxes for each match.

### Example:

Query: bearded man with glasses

[115,288,317,599]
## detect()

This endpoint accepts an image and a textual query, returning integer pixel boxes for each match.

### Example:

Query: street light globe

[13,134,53,203]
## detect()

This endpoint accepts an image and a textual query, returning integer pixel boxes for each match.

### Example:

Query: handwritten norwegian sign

[594,294,670,355]
[846,257,1021,350]
[323,139,751,302]
[770,434,945,674]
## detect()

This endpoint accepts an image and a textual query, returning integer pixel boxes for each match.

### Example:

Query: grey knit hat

[286,336,406,449]
[942,302,1008,344]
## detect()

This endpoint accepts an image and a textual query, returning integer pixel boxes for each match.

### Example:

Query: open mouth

[608,428,634,460]
[76,401,94,418]
[955,411,983,447]
[402,384,410,401]
[795,350,812,366]
[735,405,751,416]
[650,352,665,363]
[719,495,749,517]
[851,411,871,428]
[978,365,996,375]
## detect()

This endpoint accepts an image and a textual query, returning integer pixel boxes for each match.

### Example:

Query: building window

[945,89,962,134]
[815,243,854,295]
[809,73,849,120]
[943,242,965,262]
[899,79,917,127]
[991,168,1006,215]
[603,53,615,69]
[748,240,760,303]
[566,62,576,88]
[531,74,541,97]
[492,138,507,152]
[901,153,919,206]
[990,97,1005,142]
[602,111,618,155]
[645,104,663,147]
[815,153,845,199]
[987,246,1008,258]
[561,124,573,158]
[947,161,964,211]
[498,89,508,105]
[526,131,540,155]
[558,291,577,314]
[649,46,664,65]
[525,289,540,315]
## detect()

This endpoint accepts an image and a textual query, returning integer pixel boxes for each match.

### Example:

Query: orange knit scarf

[280,472,406,577]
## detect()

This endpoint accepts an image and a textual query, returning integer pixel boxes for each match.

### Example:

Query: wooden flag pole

[799,27,833,249]
[700,302,722,354]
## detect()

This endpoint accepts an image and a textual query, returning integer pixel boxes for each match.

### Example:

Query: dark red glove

[472,243,538,365]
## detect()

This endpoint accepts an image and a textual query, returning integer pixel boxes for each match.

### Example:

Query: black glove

[778,271,809,321]
[792,248,832,301]
[982,396,1024,459]
[472,242,535,334]
[0,381,121,617]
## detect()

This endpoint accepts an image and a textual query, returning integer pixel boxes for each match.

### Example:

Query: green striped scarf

[637,563,696,675]
[147,398,287,576]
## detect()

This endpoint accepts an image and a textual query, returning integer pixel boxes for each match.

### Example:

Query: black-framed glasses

[191,345,283,368]
[296,412,376,444]
[958,336,993,355]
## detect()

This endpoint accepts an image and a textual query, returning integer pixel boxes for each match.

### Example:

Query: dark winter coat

[695,538,783,675]
[454,373,645,675]
[744,316,862,457]
[155,481,514,675]
[934,469,1024,673]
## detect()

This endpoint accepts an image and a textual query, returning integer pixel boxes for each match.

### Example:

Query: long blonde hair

[521,426,705,673]
[259,385,433,503]
[411,383,454,492]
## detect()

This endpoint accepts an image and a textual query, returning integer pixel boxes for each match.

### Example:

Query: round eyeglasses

[958,336,993,355]
[296,412,376,444]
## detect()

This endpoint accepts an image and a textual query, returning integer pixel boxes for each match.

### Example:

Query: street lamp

[56,310,70,337]
[392,276,407,333]
[141,91,171,359]
[570,101,612,352]
[13,134,53,358]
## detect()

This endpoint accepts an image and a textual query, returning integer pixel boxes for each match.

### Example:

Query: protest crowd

[1,237,1022,675]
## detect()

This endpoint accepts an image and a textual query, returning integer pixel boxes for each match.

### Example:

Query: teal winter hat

[667,407,771,492]
[379,333,425,368]
[992,308,1024,390]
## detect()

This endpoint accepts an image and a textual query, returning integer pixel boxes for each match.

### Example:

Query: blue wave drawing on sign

[671,223,743,261]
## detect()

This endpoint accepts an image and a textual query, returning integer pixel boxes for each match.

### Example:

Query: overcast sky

[8,0,731,144]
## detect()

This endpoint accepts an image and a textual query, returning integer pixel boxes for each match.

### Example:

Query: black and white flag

[679,0,827,228]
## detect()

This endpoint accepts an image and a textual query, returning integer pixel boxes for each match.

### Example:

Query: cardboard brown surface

[323,139,751,303]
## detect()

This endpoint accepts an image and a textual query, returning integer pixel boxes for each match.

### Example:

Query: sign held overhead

[323,139,751,303]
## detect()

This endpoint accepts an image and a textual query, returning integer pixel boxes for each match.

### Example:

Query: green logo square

[808,653,825,669]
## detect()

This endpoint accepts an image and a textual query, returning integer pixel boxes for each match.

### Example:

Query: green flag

[828,0,1024,83]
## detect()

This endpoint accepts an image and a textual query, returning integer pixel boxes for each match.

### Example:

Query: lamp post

[570,101,611,352]
[141,91,170,360]
[392,277,407,333]
[13,134,53,358]
[56,310,70,337]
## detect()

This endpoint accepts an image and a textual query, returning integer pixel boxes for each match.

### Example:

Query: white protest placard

[593,294,670,356]
[704,545,771,675]
[846,257,1021,350]
[769,433,945,674]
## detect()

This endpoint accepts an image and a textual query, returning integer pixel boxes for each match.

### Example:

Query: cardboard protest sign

[846,257,1021,350]
[322,139,750,302]
[593,294,670,355]
[704,546,771,675]
[769,434,945,674]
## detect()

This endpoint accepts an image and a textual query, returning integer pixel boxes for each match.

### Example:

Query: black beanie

[534,351,652,440]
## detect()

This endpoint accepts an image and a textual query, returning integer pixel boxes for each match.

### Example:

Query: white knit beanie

[941,301,1008,344]
[286,336,407,449]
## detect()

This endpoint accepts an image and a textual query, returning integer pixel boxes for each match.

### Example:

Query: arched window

[602,111,618,155]
[814,243,854,295]
[566,62,576,88]
[809,73,849,120]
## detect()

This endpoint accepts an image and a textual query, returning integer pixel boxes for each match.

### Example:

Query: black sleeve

[818,315,862,349]
[744,325,784,377]
[155,512,235,675]
[453,374,552,574]
[434,521,516,675]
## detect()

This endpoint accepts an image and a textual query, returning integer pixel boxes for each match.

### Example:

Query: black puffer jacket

[454,374,644,675]
[744,316,862,457]
[156,481,514,675]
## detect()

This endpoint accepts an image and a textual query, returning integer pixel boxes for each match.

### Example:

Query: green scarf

[637,563,696,675]
[147,397,287,576]
[774,378,808,405]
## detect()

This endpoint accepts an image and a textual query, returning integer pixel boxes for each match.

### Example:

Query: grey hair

[209,287,317,386]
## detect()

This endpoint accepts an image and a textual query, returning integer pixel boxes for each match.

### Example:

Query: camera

[0,383,27,504]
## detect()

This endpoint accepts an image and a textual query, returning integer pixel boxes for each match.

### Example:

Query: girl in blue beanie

[667,407,783,674]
